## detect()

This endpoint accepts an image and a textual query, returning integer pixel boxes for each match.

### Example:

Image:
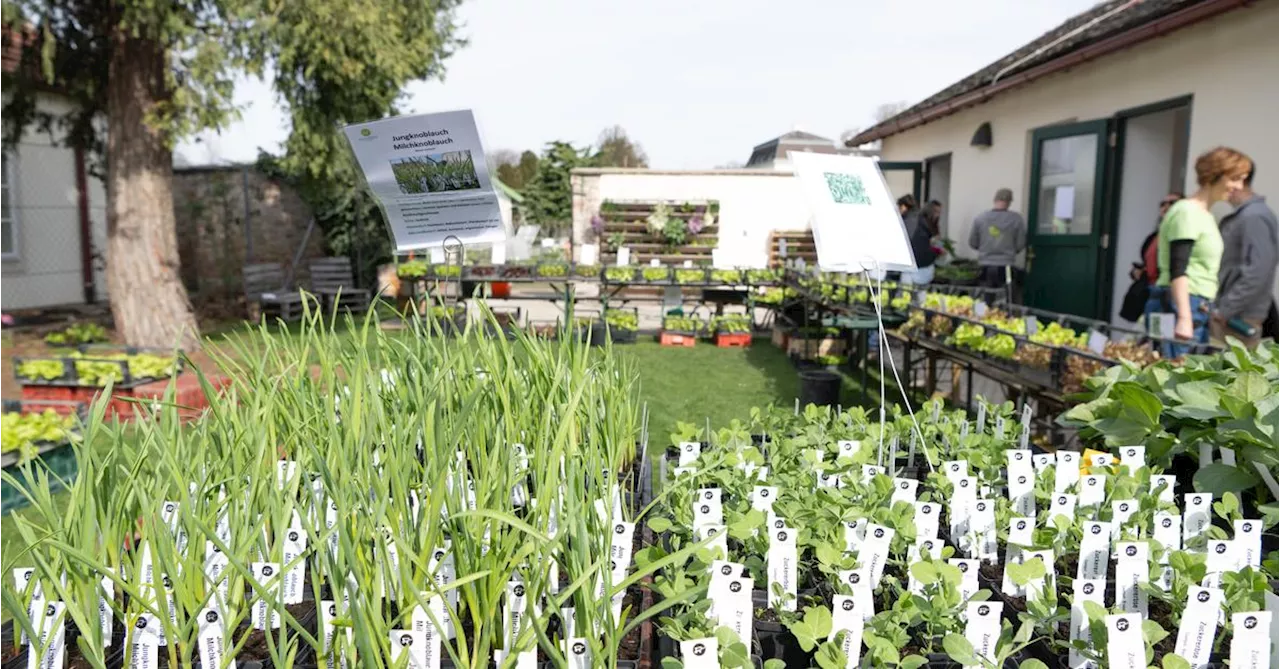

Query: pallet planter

[1,400,83,513]
[712,313,753,348]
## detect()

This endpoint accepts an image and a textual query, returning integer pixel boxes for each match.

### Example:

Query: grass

[2,329,890,565]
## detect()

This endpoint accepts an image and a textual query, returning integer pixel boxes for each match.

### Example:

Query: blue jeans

[1147,286,1210,358]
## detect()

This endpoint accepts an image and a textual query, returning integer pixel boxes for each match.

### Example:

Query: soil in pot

[234,602,318,666]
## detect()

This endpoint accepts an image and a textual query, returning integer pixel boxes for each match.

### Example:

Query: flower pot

[798,369,840,409]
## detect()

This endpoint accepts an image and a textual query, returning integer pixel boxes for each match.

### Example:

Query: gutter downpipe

[846,0,1250,147]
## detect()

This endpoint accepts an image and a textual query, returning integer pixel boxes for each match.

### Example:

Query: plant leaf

[1193,464,1259,497]
[943,633,978,666]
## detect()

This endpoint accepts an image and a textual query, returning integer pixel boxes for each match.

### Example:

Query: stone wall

[172,165,326,299]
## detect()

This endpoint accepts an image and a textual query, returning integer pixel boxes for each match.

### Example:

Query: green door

[1024,120,1110,318]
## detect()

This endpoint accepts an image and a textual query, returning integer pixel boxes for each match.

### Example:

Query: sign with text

[790,153,917,272]
[343,110,505,252]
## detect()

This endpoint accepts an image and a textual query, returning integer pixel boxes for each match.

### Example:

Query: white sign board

[343,110,505,252]
[789,153,916,272]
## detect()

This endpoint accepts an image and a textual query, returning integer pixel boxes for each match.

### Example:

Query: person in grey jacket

[968,188,1027,288]
[1212,166,1278,348]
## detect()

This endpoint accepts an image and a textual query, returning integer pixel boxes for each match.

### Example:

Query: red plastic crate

[715,333,752,348]
[20,385,75,403]
[659,332,696,348]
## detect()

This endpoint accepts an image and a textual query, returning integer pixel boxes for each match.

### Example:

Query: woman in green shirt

[1151,147,1252,358]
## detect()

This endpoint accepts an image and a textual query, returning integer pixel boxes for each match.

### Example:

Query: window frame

[1,151,20,260]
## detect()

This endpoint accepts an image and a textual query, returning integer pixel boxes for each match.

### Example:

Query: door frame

[1097,94,1194,320]
[878,161,923,203]
[1025,119,1111,317]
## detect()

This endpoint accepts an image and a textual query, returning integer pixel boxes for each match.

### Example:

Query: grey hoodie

[1216,195,1278,321]
[968,209,1027,266]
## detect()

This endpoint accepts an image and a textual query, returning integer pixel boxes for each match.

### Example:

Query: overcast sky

[175,0,1100,169]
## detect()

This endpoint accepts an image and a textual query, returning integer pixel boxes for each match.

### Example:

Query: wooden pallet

[767,230,817,268]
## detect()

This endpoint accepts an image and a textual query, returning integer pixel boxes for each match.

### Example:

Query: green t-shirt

[1156,200,1223,298]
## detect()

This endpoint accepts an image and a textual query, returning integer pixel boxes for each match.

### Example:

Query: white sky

[175,0,1100,169]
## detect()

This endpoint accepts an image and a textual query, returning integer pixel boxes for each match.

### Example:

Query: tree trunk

[104,30,202,351]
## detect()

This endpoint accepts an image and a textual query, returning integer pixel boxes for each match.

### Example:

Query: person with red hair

[1151,147,1253,357]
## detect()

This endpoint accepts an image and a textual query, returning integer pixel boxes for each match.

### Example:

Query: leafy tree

[592,125,647,168]
[494,148,540,191]
[522,141,589,237]
[2,0,463,348]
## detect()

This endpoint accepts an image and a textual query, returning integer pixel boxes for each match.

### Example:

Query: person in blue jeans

[1150,147,1252,358]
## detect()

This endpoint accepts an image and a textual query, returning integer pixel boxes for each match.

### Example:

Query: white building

[846,0,1278,324]
[1,90,108,311]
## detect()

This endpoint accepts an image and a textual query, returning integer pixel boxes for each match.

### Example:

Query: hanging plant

[645,202,671,236]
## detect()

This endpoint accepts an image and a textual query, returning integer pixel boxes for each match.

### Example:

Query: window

[1,153,17,259]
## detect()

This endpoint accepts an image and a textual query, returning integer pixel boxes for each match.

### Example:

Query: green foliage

[44,323,109,346]
[523,141,592,236]
[674,269,705,284]
[495,150,539,190]
[593,126,648,168]
[642,267,670,282]
[1,410,76,460]
[397,260,428,278]
[604,309,639,333]
[663,316,704,334]
[605,266,637,283]
[535,263,568,278]
[16,359,63,382]
[711,314,751,334]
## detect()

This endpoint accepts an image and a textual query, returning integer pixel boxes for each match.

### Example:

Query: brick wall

[172,165,326,298]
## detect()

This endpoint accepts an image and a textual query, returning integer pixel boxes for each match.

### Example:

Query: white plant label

[1235,519,1262,568]
[1006,449,1033,477]
[1111,499,1138,539]
[1119,446,1145,471]
[1105,613,1145,669]
[282,526,307,605]
[1153,512,1182,556]
[1069,579,1105,669]
[969,499,997,562]
[1091,452,1115,468]
[1048,493,1077,525]
[963,601,1003,668]
[566,637,592,669]
[680,638,719,669]
[859,524,895,588]
[768,527,798,611]
[950,476,977,541]
[1183,493,1213,548]
[994,415,1006,439]
[504,580,528,649]
[976,403,987,434]
[1032,453,1054,473]
[692,488,723,529]
[944,460,968,483]
[204,542,230,614]
[819,471,843,489]
[1203,539,1238,588]
[1114,542,1149,616]
[913,502,940,541]
[1055,451,1081,492]
[830,595,864,668]
[960,421,970,441]
[410,595,444,669]
[708,576,752,647]
[1007,469,1035,518]
[1150,475,1176,503]
[949,559,980,603]
[251,563,282,630]
[321,600,348,669]
[98,574,114,647]
[1022,549,1055,602]
[429,542,456,636]
[752,486,778,514]
[1077,521,1112,580]
[844,518,868,554]
[837,567,875,620]
[1229,611,1272,669]
[14,568,40,646]
[196,608,233,669]
[1174,586,1224,669]
[695,524,728,562]
[860,464,885,484]
[678,442,701,466]
[390,630,426,668]
[1087,329,1107,354]
[277,460,298,488]
[891,478,918,505]
[908,539,944,593]
[128,614,162,669]
[32,600,65,669]
[1021,403,1034,429]
[837,440,860,459]
[1079,475,1106,508]
[1001,517,1035,596]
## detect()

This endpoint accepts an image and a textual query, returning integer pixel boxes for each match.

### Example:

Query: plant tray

[659,332,697,347]
[715,332,752,348]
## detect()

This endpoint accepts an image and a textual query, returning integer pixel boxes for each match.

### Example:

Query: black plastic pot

[798,369,840,409]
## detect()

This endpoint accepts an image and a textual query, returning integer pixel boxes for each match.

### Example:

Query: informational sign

[343,110,505,252]
[789,153,916,272]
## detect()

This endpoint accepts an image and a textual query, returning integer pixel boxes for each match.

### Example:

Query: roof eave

[844,0,1250,147]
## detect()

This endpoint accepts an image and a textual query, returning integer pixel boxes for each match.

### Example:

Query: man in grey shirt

[968,188,1027,288]
[1212,167,1278,348]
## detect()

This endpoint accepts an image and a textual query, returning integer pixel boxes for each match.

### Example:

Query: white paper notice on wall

[342,110,505,252]
[1053,185,1076,220]
[789,153,917,272]
[579,244,598,267]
